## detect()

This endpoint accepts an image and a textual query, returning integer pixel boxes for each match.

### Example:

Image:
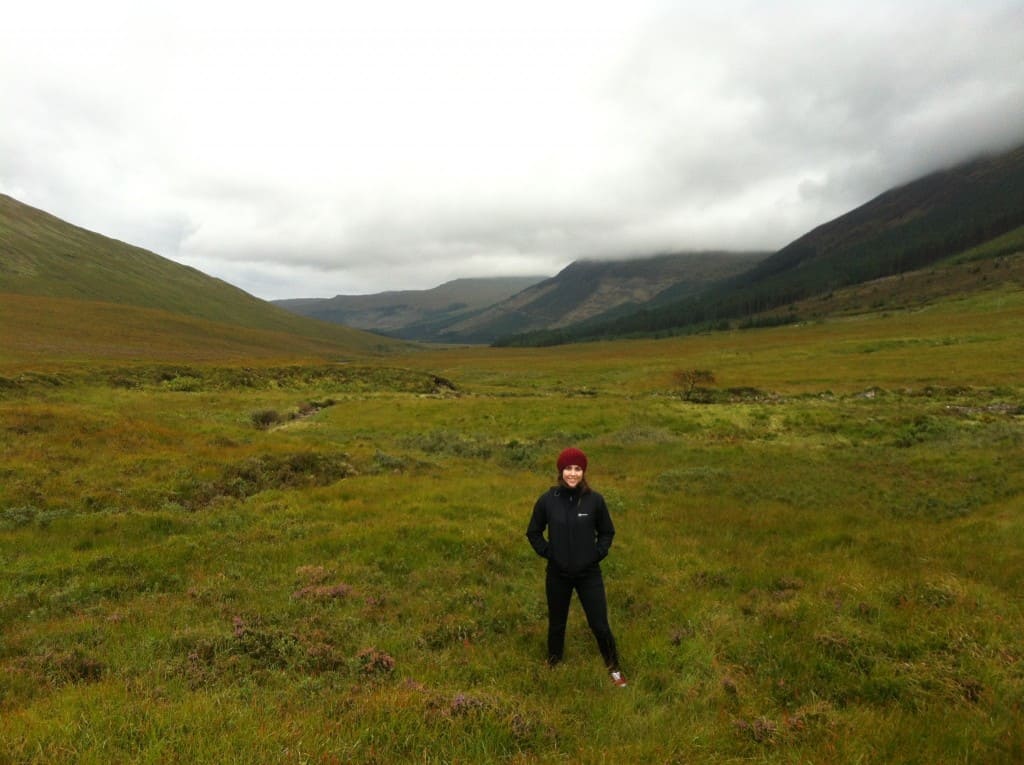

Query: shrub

[357,648,395,676]
[734,716,778,744]
[672,369,717,402]
[250,409,282,429]
[40,649,105,685]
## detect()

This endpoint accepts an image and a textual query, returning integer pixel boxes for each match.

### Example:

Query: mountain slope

[283,251,765,344]
[499,142,1024,345]
[440,251,767,343]
[0,293,405,365]
[0,194,397,352]
[274,276,544,339]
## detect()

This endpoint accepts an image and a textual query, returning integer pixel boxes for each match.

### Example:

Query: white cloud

[3,0,1023,298]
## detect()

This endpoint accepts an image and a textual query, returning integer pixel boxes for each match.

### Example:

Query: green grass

[0,194,406,351]
[0,293,405,366]
[2,289,1023,763]
[952,224,1024,263]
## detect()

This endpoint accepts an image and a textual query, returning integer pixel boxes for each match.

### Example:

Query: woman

[526,447,627,687]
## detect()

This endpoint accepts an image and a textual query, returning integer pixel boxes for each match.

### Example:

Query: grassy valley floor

[1,289,1023,763]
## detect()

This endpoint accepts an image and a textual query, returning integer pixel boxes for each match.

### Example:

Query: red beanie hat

[556,447,588,472]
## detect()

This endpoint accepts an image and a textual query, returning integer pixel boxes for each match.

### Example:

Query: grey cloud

[3,2,1024,299]
[616,3,1024,223]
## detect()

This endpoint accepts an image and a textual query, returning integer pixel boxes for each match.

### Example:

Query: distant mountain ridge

[497,141,1024,345]
[434,251,768,344]
[273,276,545,340]
[276,251,767,344]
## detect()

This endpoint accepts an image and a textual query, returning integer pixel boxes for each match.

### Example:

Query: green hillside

[0,293,405,366]
[432,251,767,344]
[499,142,1024,345]
[0,194,400,352]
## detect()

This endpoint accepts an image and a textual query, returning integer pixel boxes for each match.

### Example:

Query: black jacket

[526,486,615,574]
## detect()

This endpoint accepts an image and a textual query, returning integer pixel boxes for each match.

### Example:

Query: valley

[2,142,1023,763]
[2,288,1022,763]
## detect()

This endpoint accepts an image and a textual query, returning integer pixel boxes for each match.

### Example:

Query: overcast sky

[3,1,1024,299]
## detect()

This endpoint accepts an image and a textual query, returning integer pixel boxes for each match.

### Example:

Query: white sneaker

[610,670,628,687]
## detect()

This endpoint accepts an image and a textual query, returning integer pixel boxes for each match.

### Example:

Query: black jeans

[546,565,619,669]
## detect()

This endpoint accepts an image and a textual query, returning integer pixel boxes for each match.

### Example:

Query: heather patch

[172,452,356,509]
